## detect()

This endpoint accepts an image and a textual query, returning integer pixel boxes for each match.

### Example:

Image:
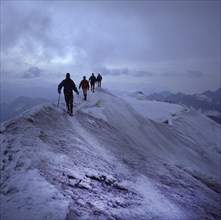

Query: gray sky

[1,0,220,102]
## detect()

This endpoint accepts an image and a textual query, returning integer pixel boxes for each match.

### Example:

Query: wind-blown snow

[1,88,220,220]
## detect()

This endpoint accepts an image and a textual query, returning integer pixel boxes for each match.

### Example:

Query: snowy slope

[1,88,220,220]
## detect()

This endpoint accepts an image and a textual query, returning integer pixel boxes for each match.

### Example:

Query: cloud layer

[1,0,220,97]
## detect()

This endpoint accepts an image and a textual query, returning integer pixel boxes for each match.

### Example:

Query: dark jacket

[58,78,79,95]
[97,74,102,82]
[89,75,97,84]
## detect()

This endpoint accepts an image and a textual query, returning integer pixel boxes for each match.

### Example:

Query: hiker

[89,73,97,92]
[97,73,102,87]
[79,76,90,101]
[58,73,79,116]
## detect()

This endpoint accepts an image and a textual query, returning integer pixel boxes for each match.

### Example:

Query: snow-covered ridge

[1,88,220,220]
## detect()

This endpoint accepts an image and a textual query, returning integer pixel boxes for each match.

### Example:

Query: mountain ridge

[1,88,220,220]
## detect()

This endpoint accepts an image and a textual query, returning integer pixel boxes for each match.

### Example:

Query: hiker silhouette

[96,73,102,87]
[89,73,96,92]
[58,73,79,116]
[79,76,90,101]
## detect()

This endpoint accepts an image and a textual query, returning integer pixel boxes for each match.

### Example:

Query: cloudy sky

[1,0,220,102]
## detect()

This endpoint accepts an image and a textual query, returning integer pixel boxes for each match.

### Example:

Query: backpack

[97,75,102,81]
[81,80,88,89]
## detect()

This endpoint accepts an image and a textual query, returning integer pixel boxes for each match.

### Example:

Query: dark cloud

[135,71,154,77]
[2,1,220,66]
[160,70,205,78]
[186,71,205,78]
[95,66,154,78]
[1,0,220,94]
[96,67,129,76]
[23,67,43,79]
[1,1,68,62]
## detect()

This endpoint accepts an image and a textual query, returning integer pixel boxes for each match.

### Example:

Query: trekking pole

[57,93,60,108]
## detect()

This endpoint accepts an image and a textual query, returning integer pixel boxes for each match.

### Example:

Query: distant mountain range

[0,96,50,123]
[145,88,221,124]
[146,88,221,112]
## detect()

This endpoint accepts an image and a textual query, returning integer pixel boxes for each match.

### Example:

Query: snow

[195,94,212,102]
[1,169,69,220]
[125,96,185,123]
[1,87,221,220]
